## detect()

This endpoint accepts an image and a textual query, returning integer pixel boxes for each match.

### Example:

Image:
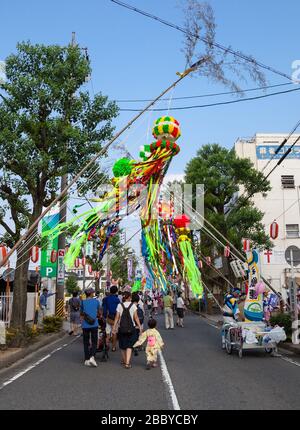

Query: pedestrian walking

[132,292,144,357]
[80,288,101,367]
[133,318,164,370]
[103,285,120,352]
[112,291,142,369]
[176,292,185,327]
[163,290,174,329]
[152,296,158,315]
[38,288,56,327]
[68,291,81,335]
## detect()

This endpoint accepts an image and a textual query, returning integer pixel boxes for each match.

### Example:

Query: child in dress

[133,318,164,370]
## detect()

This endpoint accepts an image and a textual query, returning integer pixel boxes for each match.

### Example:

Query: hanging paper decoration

[0,244,7,264]
[270,221,279,240]
[242,238,251,252]
[41,115,205,301]
[50,249,57,263]
[224,245,230,258]
[30,246,39,263]
[88,265,93,274]
[198,260,203,269]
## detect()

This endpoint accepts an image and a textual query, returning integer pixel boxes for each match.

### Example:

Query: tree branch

[0,218,16,238]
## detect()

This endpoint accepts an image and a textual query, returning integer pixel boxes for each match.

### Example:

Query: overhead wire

[118,86,300,111]
[110,0,295,82]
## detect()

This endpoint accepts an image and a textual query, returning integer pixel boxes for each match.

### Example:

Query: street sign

[57,249,65,286]
[285,246,300,267]
[41,212,59,278]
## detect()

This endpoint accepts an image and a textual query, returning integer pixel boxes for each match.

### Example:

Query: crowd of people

[63,285,187,369]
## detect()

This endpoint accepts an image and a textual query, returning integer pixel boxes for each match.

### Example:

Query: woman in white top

[112,291,142,369]
[176,292,186,327]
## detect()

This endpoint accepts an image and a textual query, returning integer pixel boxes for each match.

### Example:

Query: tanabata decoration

[42,116,203,298]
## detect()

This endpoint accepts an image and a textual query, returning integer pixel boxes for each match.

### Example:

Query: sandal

[124,363,132,369]
[112,347,117,352]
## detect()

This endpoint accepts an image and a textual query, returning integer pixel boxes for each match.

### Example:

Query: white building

[235,133,300,297]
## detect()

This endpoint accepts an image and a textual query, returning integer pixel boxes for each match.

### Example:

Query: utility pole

[55,32,76,317]
[289,249,299,345]
[106,249,111,291]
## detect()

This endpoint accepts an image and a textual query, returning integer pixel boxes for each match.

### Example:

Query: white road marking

[158,350,181,410]
[0,336,79,391]
[277,354,300,368]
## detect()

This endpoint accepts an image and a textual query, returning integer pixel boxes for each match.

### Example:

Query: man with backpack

[102,285,120,352]
[112,291,142,369]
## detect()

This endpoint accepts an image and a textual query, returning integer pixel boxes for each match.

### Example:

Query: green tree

[184,144,272,258]
[65,274,79,296]
[0,42,118,329]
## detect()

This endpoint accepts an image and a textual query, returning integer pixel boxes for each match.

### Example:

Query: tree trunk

[10,243,31,330]
[95,277,100,293]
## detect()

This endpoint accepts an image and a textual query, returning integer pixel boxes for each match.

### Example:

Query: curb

[0,331,67,370]
[279,342,300,356]
[191,310,223,326]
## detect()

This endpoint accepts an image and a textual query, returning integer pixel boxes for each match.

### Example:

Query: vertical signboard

[57,249,65,286]
[244,249,263,322]
[41,212,59,278]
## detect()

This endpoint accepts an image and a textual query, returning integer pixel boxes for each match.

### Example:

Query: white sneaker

[89,356,98,367]
[84,360,91,366]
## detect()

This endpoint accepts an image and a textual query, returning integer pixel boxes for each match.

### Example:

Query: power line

[110,0,295,82]
[115,82,295,103]
[119,86,300,112]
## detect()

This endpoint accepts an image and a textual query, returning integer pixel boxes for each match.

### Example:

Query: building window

[281,175,295,188]
[286,224,299,238]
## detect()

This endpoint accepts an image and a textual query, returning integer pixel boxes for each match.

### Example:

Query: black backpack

[119,303,135,335]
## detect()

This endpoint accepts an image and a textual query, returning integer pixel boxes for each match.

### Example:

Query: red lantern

[173,214,191,229]
[50,249,57,263]
[81,257,86,266]
[242,238,251,252]
[88,265,93,274]
[30,246,39,263]
[0,245,7,264]
[270,221,279,240]
[74,258,80,268]
[224,245,230,258]
[206,256,211,266]
[198,260,203,269]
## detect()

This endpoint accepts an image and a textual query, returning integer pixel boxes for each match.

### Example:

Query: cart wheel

[238,347,243,358]
[225,331,232,354]
[265,347,273,354]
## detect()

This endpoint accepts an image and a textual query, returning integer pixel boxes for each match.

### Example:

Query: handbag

[83,312,96,325]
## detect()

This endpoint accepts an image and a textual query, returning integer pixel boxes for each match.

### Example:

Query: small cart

[222,321,278,358]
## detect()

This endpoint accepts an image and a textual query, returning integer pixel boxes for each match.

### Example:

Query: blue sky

[1,0,300,176]
[1,0,300,262]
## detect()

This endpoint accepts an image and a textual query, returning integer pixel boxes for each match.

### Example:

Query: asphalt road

[0,313,299,410]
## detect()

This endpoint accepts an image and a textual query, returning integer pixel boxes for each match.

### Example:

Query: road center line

[0,335,80,391]
[158,350,181,410]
